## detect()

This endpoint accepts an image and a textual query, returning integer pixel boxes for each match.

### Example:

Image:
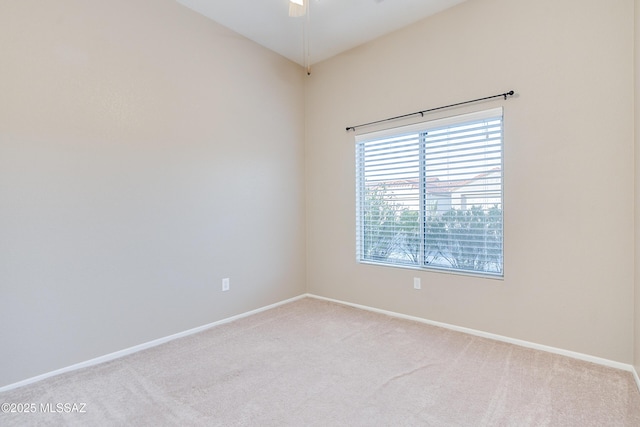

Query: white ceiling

[176,0,467,66]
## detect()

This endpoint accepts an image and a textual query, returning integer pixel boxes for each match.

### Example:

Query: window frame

[355,108,504,279]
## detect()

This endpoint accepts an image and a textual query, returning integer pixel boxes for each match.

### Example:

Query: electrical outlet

[222,278,230,292]
[413,277,421,290]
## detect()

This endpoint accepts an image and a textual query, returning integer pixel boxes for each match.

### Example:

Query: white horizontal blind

[356,131,422,266]
[356,108,503,277]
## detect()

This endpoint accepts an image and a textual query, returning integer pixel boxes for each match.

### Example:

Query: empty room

[2,0,640,425]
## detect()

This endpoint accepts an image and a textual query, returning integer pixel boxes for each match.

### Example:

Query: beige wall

[0,0,306,387]
[306,0,635,363]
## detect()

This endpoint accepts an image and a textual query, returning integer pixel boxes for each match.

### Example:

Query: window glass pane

[423,118,502,275]
[359,133,421,266]
[356,109,503,277]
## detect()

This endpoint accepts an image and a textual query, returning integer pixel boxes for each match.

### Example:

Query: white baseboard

[306,294,638,377]
[0,294,307,393]
[633,366,640,394]
[3,292,639,395]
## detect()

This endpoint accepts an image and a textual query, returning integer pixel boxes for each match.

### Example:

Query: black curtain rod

[345,90,515,132]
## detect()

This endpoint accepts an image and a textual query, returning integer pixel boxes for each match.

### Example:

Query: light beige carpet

[2,297,640,426]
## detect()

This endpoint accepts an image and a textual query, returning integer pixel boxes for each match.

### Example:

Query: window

[355,108,503,277]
